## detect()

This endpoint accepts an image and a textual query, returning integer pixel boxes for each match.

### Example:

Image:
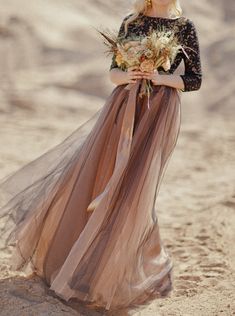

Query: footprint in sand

[178,275,201,282]
[199,261,228,279]
[221,199,235,209]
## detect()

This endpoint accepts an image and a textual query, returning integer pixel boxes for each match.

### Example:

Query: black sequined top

[109,13,202,92]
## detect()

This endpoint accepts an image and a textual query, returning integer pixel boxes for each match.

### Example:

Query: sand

[0,0,234,315]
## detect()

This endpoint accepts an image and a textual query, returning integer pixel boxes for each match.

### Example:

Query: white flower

[162,56,171,71]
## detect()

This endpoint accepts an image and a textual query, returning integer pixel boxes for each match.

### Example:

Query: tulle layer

[0,80,181,313]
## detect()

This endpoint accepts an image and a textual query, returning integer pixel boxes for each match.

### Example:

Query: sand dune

[0,0,234,315]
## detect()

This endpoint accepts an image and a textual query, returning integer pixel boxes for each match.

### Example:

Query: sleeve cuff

[179,75,186,92]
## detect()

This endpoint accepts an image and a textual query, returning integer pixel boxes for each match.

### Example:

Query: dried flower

[140,59,155,72]
[162,56,171,71]
[115,52,124,67]
[98,26,188,105]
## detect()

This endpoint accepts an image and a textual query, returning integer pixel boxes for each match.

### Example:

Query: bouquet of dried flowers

[97,25,190,108]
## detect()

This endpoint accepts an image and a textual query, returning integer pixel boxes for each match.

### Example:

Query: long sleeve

[180,20,202,92]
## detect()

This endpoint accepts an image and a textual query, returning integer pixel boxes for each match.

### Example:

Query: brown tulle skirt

[0,79,181,314]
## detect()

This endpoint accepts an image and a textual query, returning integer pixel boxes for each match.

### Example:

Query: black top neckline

[139,13,182,21]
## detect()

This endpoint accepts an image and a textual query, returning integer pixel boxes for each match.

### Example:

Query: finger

[142,72,154,77]
[130,73,143,78]
[130,75,144,79]
[142,75,153,80]
[128,79,137,83]
[141,71,154,75]
[133,70,144,73]
[144,72,154,75]
[130,71,143,76]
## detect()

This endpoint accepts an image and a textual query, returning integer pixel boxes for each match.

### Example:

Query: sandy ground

[0,0,235,315]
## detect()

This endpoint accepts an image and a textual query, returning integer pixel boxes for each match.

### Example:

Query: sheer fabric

[0,79,181,313]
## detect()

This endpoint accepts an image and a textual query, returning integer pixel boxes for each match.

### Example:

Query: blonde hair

[124,0,183,35]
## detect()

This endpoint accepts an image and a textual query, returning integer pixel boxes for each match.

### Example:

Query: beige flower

[162,56,171,71]
[144,49,154,58]
[127,40,140,47]
[140,59,155,72]
[115,52,124,66]
[141,38,148,46]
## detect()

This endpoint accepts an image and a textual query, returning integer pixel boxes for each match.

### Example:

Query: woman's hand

[141,69,163,86]
[142,69,186,90]
[109,66,143,86]
[126,66,144,84]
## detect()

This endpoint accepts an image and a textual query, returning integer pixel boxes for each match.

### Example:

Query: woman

[0,0,202,314]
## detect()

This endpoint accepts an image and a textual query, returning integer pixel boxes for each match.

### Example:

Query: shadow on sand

[0,274,130,316]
